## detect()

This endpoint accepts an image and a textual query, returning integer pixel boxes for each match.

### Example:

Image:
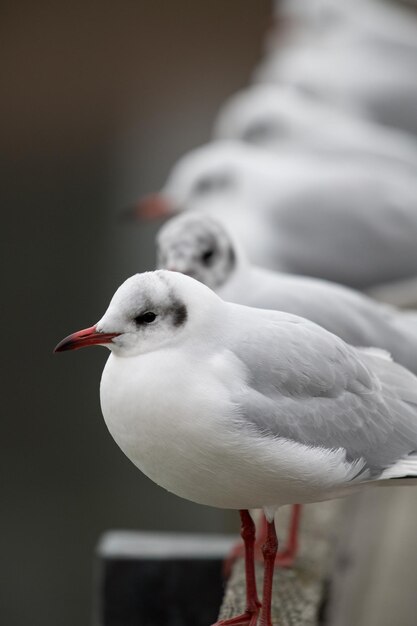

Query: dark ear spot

[228,245,236,270]
[171,301,188,327]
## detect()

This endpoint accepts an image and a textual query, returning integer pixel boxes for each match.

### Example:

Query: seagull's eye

[242,121,272,143]
[194,177,217,195]
[135,311,157,325]
[193,173,232,196]
[201,249,215,266]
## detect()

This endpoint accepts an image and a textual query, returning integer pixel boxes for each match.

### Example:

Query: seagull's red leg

[259,518,278,626]
[225,505,301,576]
[239,510,262,617]
[256,505,301,568]
[274,504,301,567]
[213,510,261,626]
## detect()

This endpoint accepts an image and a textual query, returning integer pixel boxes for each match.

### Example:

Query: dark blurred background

[1,2,270,625]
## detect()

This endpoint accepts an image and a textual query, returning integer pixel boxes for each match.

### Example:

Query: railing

[95,488,417,625]
[95,500,344,625]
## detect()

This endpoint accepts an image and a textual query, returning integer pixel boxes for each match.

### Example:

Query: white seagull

[157,213,417,378]
[273,0,417,53]
[269,0,417,53]
[55,270,417,626]
[157,213,417,566]
[213,85,417,171]
[255,40,417,135]
[137,141,417,290]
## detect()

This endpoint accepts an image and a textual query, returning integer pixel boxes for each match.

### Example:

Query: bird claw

[212,607,261,626]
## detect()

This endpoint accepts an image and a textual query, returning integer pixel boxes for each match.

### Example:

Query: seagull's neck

[217,247,252,301]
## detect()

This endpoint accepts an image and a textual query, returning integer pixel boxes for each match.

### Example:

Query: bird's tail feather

[378,452,417,481]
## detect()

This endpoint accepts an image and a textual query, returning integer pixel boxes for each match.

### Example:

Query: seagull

[157,212,417,379]
[213,85,417,171]
[273,0,417,53]
[255,40,417,135]
[136,141,417,290]
[157,212,417,566]
[55,270,417,626]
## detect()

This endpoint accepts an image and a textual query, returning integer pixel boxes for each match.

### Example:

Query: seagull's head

[214,85,317,148]
[134,141,272,220]
[157,213,243,291]
[279,0,343,28]
[54,270,222,358]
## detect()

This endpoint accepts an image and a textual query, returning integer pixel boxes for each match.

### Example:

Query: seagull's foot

[212,605,261,626]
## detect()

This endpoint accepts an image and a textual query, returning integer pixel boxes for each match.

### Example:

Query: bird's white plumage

[156,213,417,374]
[213,85,417,171]
[98,271,417,518]
[255,39,417,135]
[160,141,417,288]
[268,0,417,128]
[273,0,417,53]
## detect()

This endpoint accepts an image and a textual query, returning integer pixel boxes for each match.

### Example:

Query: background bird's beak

[121,192,173,221]
[54,325,120,353]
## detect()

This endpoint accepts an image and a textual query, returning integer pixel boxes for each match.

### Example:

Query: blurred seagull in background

[273,0,417,53]
[255,40,417,135]
[157,212,417,375]
[136,141,417,290]
[157,213,417,566]
[55,270,417,626]
[213,84,417,171]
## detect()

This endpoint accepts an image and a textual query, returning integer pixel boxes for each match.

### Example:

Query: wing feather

[228,305,417,476]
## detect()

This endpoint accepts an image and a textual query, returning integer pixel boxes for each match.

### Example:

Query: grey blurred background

[1,2,270,625]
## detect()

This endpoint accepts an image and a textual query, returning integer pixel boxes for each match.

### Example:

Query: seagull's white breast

[100,347,363,510]
[100,347,248,506]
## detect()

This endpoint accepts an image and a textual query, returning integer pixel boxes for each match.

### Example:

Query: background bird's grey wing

[229,307,417,476]
[269,169,417,288]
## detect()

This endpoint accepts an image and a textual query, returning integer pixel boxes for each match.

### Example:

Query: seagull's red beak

[123,193,173,221]
[54,325,120,353]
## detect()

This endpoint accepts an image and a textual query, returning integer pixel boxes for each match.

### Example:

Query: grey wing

[229,308,417,477]
[271,171,417,288]
[246,270,417,376]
